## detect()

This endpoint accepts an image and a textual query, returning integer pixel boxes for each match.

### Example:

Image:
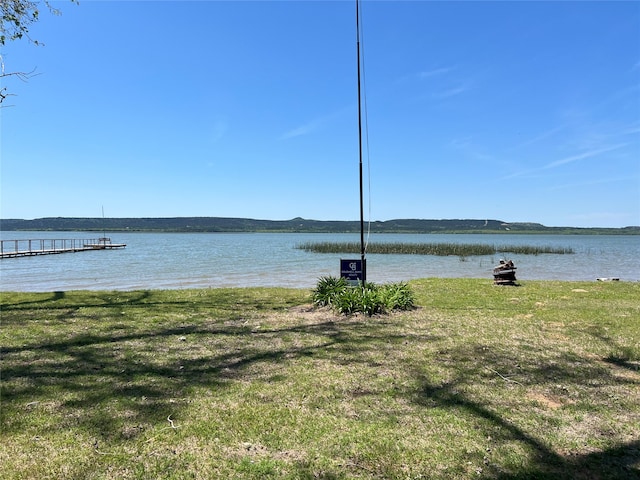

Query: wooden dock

[0,238,126,259]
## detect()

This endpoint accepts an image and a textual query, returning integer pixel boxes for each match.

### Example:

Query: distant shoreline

[1,216,639,235]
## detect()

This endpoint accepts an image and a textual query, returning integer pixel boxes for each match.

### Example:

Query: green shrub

[334,285,363,315]
[311,276,348,307]
[312,277,415,316]
[379,282,415,311]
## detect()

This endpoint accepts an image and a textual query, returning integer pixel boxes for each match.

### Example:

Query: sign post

[340,259,366,286]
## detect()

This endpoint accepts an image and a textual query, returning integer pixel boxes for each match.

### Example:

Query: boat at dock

[83,237,126,249]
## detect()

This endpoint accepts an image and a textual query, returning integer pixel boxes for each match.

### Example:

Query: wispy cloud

[395,66,454,85]
[548,175,636,191]
[400,65,477,102]
[209,119,227,143]
[280,122,322,140]
[594,83,640,111]
[501,143,629,180]
[621,124,640,136]
[433,84,470,99]
[449,136,494,161]
[279,108,347,140]
[418,67,453,79]
[510,125,565,150]
[543,143,628,169]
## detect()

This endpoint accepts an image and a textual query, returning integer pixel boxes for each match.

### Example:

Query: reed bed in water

[296,241,574,256]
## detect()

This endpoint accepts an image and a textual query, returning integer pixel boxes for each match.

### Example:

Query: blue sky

[1,0,639,228]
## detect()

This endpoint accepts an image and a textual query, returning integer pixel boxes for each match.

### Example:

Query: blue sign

[340,259,366,285]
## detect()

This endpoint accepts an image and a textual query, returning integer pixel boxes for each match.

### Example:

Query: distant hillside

[1,217,638,234]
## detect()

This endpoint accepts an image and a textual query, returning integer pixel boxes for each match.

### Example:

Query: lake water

[1,232,638,291]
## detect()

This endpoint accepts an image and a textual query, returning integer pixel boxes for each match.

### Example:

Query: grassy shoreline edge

[2,279,639,479]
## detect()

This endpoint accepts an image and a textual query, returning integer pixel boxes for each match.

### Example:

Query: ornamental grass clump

[312,276,415,316]
[311,276,349,307]
[379,281,416,311]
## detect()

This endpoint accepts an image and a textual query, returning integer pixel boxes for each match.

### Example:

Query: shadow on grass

[415,378,639,479]
[2,289,638,479]
[1,290,406,443]
[412,337,639,479]
[588,325,640,373]
[604,355,640,373]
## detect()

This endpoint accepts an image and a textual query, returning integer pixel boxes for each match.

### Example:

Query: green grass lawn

[1,280,639,479]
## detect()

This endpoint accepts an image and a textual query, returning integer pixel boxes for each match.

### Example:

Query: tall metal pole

[356,0,366,283]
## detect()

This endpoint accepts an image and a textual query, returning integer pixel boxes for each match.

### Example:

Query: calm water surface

[1,232,638,291]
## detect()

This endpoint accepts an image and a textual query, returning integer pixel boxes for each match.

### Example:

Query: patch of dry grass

[1,280,638,479]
